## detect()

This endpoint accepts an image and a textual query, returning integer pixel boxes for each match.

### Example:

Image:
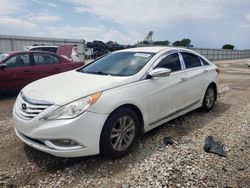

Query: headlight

[41,92,102,120]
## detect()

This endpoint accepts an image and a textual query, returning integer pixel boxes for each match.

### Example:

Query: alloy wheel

[110,116,135,151]
[205,87,215,108]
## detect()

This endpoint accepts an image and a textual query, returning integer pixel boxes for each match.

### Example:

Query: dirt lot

[0,59,249,188]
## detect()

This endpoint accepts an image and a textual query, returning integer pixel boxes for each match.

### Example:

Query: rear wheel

[100,107,139,159]
[201,85,216,112]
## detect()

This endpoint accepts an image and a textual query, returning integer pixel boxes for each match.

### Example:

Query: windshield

[78,51,155,76]
[0,53,10,62]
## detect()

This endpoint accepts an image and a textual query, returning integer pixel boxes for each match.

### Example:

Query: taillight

[215,68,220,74]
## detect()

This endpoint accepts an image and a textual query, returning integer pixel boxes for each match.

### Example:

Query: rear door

[180,52,206,103]
[31,53,63,80]
[0,53,34,91]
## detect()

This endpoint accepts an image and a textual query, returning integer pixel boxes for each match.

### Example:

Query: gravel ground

[0,59,249,188]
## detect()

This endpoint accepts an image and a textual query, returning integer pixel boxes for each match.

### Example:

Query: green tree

[153,40,170,46]
[172,38,192,47]
[142,41,150,44]
[172,40,182,46]
[222,44,234,49]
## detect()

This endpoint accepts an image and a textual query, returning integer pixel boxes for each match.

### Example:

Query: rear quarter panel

[197,63,219,105]
[59,57,84,72]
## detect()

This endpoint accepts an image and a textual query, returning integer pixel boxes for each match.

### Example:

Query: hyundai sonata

[13,47,219,158]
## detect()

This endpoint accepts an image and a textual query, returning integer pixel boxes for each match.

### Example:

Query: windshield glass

[78,51,155,76]
[0,53,10,62]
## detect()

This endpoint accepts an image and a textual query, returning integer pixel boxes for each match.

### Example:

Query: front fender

[87,80,149,127]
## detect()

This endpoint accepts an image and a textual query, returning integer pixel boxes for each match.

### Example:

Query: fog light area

[44,139,83,150]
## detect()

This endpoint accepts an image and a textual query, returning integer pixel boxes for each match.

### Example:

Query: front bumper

[13,108,108,158]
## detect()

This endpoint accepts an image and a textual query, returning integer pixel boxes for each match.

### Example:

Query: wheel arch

[121,104,145,135]
[101,103,145,138]
[99,103,145,157]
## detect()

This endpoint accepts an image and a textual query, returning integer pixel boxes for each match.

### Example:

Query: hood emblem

[22,103,27,111]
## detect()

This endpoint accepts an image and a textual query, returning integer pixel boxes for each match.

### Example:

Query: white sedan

[13,47,219,158]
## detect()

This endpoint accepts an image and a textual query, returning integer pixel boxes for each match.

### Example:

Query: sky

[0,0,250,49]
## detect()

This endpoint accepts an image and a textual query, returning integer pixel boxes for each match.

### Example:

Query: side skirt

[146,99,201,131]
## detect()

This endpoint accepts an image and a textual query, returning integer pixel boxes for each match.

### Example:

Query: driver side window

[156,53,181,72]
[4,54,30,68]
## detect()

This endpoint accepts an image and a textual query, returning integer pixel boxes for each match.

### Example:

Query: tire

[201,85,216,112]
[100,107,139,159]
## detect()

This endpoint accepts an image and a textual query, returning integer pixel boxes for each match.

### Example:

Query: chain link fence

[192,48,250,61]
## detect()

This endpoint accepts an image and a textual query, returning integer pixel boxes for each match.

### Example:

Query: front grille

[16,92,53,120]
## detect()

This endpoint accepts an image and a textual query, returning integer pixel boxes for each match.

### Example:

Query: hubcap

[110,116,135,151]
[205,88,215,108]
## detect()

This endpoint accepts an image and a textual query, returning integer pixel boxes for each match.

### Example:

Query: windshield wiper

[79,71,110,75]
[77,70,118,76]
[92,71,109,75]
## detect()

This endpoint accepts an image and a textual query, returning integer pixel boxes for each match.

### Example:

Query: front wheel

[100,107,139,159]
[201,85,216,112]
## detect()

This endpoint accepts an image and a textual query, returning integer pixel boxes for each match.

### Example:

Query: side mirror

[148,68,171,78]
[0,64,7,71]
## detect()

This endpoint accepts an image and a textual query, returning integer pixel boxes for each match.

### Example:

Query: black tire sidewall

[100,107,139,159]
[202,85,216,112]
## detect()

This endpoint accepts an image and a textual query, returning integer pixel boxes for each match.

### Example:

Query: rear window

[30,47,57,53]
[41,47,57,53]
[200,57,210,65]
[181,53,202,69]
[31,47,42,51]
[33,54,60,65]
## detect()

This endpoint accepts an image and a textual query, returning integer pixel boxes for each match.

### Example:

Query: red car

[0,46,84,92]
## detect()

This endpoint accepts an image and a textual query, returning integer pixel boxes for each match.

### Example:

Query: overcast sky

[0,0,249,49]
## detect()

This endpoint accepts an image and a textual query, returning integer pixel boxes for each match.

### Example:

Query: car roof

[119,46,188,53]
[3,51,17,56]
[6,51,59,56]
[25,46,58,48]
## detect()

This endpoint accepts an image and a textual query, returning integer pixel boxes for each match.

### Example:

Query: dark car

[0,47,84,92]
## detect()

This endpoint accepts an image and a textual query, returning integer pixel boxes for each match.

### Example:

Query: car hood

[22,70,135,105]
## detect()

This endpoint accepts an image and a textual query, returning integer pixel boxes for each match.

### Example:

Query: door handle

[203,69,208,73]
[23,70,30,73]
[180,77,188,82]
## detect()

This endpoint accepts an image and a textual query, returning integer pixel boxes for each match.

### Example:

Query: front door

[147,53,189,127]
[0,53,33,91]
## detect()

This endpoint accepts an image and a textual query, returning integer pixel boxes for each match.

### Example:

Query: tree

[172,40,182,46]
[172,38,192,47]
[142,41,150,44]
[153,40,170,46]
[222,44,234,49]
[106,41,124,51]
